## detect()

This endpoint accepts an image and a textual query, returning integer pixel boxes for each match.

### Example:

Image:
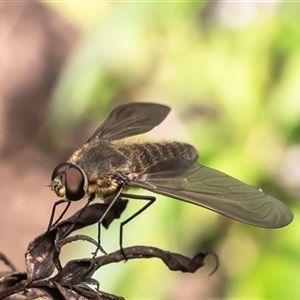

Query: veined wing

[87,102,170,142]
[128,160,293,228]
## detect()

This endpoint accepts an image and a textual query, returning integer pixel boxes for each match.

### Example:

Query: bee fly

[50,102,293,249]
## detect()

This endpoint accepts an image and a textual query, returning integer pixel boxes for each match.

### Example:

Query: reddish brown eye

[51,162,71,181]
[65,166,86,201]
[51,163,87,201]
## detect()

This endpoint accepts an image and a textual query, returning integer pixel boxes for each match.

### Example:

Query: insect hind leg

[118,193,156,258]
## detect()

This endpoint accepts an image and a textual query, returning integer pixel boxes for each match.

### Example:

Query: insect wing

[129,160,293,228]
[87,103,170,142]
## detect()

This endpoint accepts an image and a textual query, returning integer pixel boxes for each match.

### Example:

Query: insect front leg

[27,199,72,254]
[47,199,71,230]
[60,193,96,240]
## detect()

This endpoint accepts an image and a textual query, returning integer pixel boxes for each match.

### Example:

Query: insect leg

[0,252,17,272]
[27,200,71,254]
[118,193,156,258]
[93,187,124,257]
[60,193,96,240]
[47,199,71,230]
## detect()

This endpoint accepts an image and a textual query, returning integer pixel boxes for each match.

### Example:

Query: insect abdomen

[117,142,198,173]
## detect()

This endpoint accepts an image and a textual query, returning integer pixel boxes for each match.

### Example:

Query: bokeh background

[0,1,299,299]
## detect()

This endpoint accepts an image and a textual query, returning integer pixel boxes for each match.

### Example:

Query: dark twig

[1,197,218,299]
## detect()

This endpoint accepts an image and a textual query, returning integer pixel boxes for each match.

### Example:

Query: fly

[49,102,293,246]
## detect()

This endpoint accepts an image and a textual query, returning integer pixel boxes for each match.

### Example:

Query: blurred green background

[43,2,299,299]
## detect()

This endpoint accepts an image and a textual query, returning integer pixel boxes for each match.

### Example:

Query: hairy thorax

[68,140,198,198]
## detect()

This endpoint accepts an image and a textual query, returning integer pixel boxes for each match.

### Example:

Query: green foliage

[46,2,299,299]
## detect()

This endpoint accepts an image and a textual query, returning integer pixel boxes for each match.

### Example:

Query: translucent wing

[87,103,170,142]
[128,160,293,228]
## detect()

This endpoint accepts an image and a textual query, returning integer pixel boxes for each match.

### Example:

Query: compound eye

[65,165,86,201]
[51,162,71,181]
